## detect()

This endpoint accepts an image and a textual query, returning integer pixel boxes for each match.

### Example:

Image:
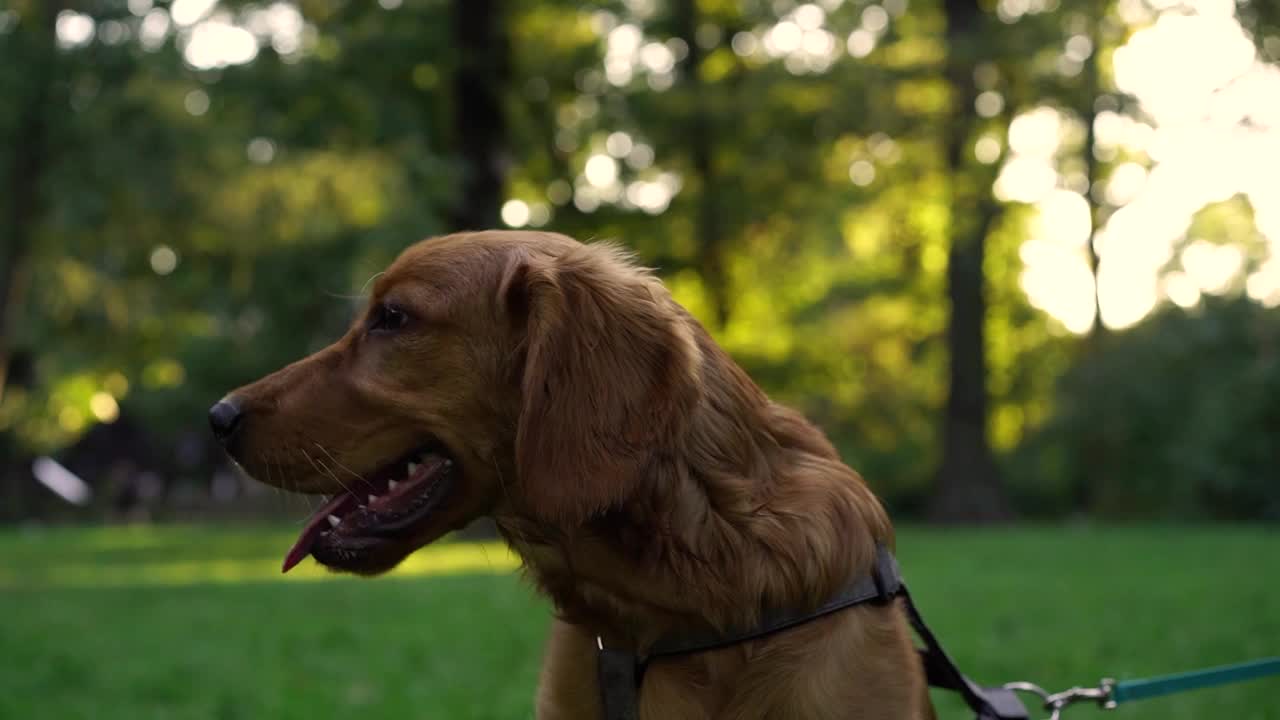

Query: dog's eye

[369,303,410,334]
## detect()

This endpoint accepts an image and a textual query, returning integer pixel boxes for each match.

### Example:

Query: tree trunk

[447,0,508,231]
[674,0,729,329]
[929,0,1013,523]
[1072,3,1109,515]
[0,2,58,404]
[0,2,61,521]
[1081,3,1107,344]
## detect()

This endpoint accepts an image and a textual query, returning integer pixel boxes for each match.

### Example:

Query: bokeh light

[150,246,178,275]
[501,200,531,228]
[89,392,120,423]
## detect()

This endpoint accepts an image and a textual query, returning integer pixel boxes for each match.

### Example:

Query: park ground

[2,524,1277,719]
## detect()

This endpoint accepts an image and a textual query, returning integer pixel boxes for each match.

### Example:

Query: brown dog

[210,230,930,719]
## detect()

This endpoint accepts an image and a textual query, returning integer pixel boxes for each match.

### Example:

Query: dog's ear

[505,244,702,526]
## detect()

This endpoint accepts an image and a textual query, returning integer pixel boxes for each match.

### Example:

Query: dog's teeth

[407,461,418,476]
[368,494,378,504]
[388,479,400,491]
[327,515,341,528]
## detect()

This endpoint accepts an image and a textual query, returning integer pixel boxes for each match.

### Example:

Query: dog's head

[212,231,702,575]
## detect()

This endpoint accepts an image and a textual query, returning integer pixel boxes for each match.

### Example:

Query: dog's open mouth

[282,445,458,573]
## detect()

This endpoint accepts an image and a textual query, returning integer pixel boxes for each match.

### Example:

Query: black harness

[595,545,1029,720]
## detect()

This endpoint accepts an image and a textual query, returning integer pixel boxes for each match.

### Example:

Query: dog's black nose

[208,398,244,444]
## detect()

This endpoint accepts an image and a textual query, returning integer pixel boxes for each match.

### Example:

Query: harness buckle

[1004,679,1115,720]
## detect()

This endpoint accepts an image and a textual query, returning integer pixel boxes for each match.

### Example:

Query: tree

[672,0,728,328]
[0,0,63,520]
[1080,0,1107,343]
[930,0,1015,522]
[448,0,509,231]
[0,1,60,406]
[7,0,1275,525]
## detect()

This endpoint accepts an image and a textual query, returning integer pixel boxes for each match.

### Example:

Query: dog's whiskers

[262,453,295,514]
[490,457,536,551]
[311,441,372,491]
[279,453,319,516]
[315,456,353,496]
[257,452,277,513]
[358,271,385,296]
[300,448,357,500]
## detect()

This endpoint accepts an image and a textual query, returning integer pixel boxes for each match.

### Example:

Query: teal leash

[1111,656,1280,704]
[1004,656,1280,720]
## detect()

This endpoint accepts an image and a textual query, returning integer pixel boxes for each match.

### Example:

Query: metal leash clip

[1004,678,1116,720]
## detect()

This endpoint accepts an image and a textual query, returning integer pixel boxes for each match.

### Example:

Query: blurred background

[2,0,1279,718]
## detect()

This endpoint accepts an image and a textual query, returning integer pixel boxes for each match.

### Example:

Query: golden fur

[222,230,932,719]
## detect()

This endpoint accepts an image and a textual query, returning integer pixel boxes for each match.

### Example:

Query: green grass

[2,525,1278,719]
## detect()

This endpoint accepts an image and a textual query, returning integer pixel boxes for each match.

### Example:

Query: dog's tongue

[282,493,357,573]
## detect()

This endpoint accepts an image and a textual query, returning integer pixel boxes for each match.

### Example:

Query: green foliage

[1013,297,1280,521]
[3,525,1279,719]
[1,0,453,452]
[1,0,1277,520]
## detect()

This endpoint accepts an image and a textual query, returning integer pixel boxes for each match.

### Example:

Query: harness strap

[900,587,1029,720]
[596,643,641,720]
[643,544,903,665]
[594,545,1028,720]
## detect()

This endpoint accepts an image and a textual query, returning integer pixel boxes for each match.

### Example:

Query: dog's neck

[496,342,892,651]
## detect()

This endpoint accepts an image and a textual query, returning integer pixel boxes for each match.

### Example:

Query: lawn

[2,525,1277,719]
